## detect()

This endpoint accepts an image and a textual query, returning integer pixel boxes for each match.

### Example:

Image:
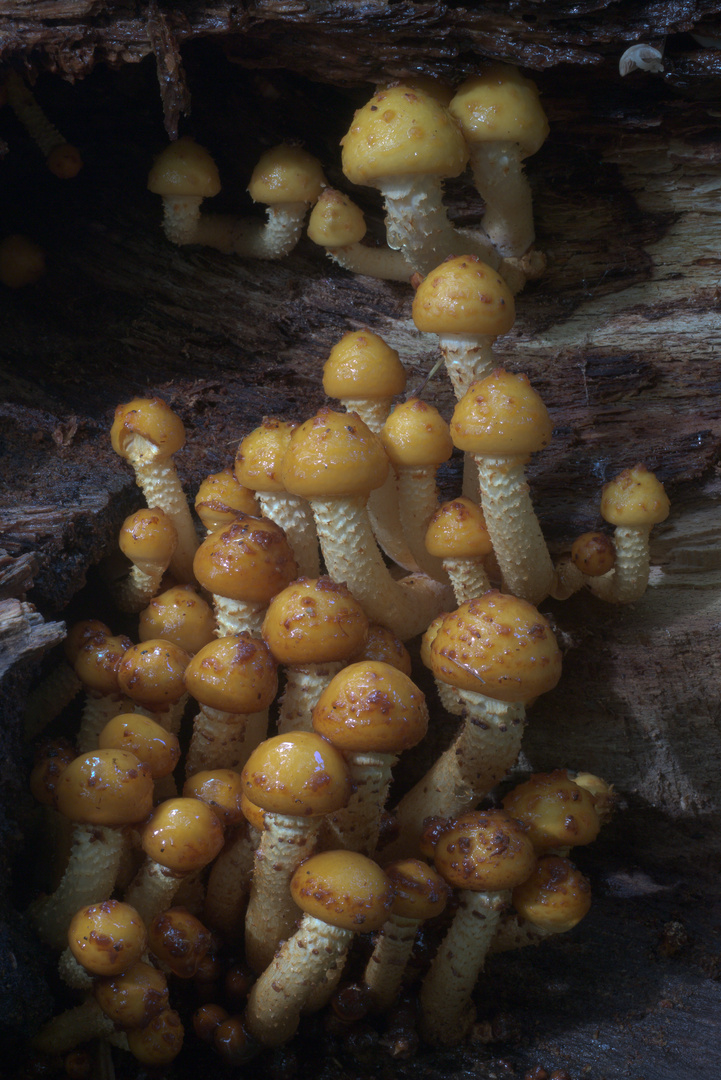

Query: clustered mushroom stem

[397,469,445,578]
[161,196,203,245]
[213,595,266,638]
[469,141,535,258]
[550,556,587,600]
[323,243,415,281]
[185,707,268,776]
[57,948,94,991]
[5,71,69,158]
[193,203,309,258]
[439,334,496,399]
[33,998,116,1056]
[123,860,184,926]
[363,914,418,1010]
[368,476,420,572]
[256,491,321,578]
[443,557,492,605]
[114,564,166,613]
[420,889,506,1045]
[124,439,198,584]
[590,526,651,603]
[203,828,255,943]
[325,753,395,856]
[76,695,129,753]
[277,663,343,735]
[475,455,554,604]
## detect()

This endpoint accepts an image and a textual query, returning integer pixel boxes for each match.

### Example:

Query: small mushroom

[73,632,134,752]
[489,855,592,953]
[147,906,213,978]
[116,639,191,735]
[24,619,110,740]
[194,468,260,534]
[65,900,147,983]
[113,507,178,613]
[5,71,82,178]
[138,584,216,657]
[307,188,414,280]
[501,770,602,855]
[98,711,181,801]
[425,497,494,604]
[147,136,221,244]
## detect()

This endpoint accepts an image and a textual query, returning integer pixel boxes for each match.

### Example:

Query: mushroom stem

[192,204,309,259]
[24,662,81,740]
[589,525,651,603]
[443,557,492,605]
[33,998,115,1056]
[123,860,184,925]
[325,752,395,856]
[322,241,415,280]
[213,595,265,637]
[363,914,418,1009]
[186,707,268,776]
[76,694,131,754]
[160,195,203,245]
[438,334,496,399]
[550,555,587,600]
[203,826,255,943]
[256,491,320,578]
[277,662,343,735]
[488,915,555,953]
[5,71,82,177]
[469,142,534,258]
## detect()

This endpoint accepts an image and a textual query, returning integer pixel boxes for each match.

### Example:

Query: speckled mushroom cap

[312,660,428,753]
[94,960,169,1030]
[74,633,132,694]
[290,850,393,931]
[29,740,74,806]
[501,770,601,852]
[119,508,177,563]
[182,769,246,828]
[261,576,369,665]
[98,713,181,780]
[240,790,266,832]
[449,65,550,157]
[193,515,298,603]
[147,907,212,979]
[380,398,453,468]
[429,592,562,702]
[419,613,447,671]
[234,418,298,494]
[64,620,111,664]
[139,586,216,656]
[600,464,670,527]
[141,797,225,873]
[323,331,407,401]
[384,858,450,920]
[570,531,616,576]
[147,136,221,198]
[194,469,260,532]
[55,750,154,825]
[241,731,352,817]
[341,85,468,186]
[348,624,412,676]
[247,144,326,205]
[126,1008,184,1066]
[511,855,592,932]
[451,370,553,458]
[280,408,390,498]
[117,640,191,710]
[412,256,515,337]
[433,809,537,892]
[68,900,147,977]
[184,634,278,713]
[111,397,186,459]
[425,497,493,559]
[307,189,367,247]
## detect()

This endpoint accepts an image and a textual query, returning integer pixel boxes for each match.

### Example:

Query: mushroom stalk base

[33,998,115,1056]
[114,562,166,613]
[6,71,66,157]
[397,467,447,580]
[123,859,183,925]
[192,203,308,259]
[488,915,555,954]
[590,525,651,603]
[469,141,535,259]
[363,913,419,1010]
[324,243,414,281]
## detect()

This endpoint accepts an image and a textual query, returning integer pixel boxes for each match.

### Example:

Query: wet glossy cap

[425,497,493,559]
[195,470,260,532]
[118,508,177,565]
[68,900,147,977]
[126,1009,184,1066]
[98,713,181,780]
[348,623,412,676]
[281,408,389,498]
[412,256,515,337]
[433,809,537,891]
[323,331,406,401]
[147,136,221,198]
[117,639,190,710]
[193,515,298,603]
[241,731,352,816]
[235,417,298,493]
[381,398,453,469]
[600,464,670,528]
[570,531,616,577]
[290,850,393,931]
[30,739,75,807]
[139,585,216,656]
[184,634,278,713]
[148,907,213,978]
[141,797,225,873]
[111,398,186,459]
[502,770,601,852]
[451,370,552,458]
[385,858,450,920]
[512,854,591,931]
[73,633,132,695]
[55,750,154,826]
[247,144,326,205]
[63,620,111,664]
[262,576,369,665]
[182,769,246,828]
[94,960,169,1029]
[307,188,367,247]
[449,65,549,157]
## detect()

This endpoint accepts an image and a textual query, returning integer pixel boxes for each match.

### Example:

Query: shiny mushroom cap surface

[290,850,393,931]
[141,797,225,873]
[385,858,450,920]
[68,900,147,977]
[425,497,493,559]
[449,65,549,157]
[55,750,154,825]
[98,713,181,780]
[193,515,298,602]
[511,854,592,932]
[182,769,246,828]
[307,188,367,247]
[241,731,352,817]
[147,136,221,198]
[281,408,389,498]
[412,256,515,337]
[111,397,186,459]
[195,469,260,532]
[502,770,601,852]
[433,809,537,892]
[262,576,369,665]
[117,639,191,710]
[451,369,553,458]
[235,417,298,493]
[118,508,178,563]
[381,398,453,468]
[139,585,216,656]
[323,330,406,400]
[247,144,326,205]
[600,464,670,527]
[184,634,278,713]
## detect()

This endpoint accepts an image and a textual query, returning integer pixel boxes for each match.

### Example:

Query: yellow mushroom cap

[111,398,186,459]
[323,331,407,400]
[240,790,266,832]
[234,418,298,493]
[307,188,367,247]
[68,900,147,977]
[570,531,616,577]
[341,85,468,186]
[193,515,298,603]
[379,76,454,107]
[117,640,190,710]
[385,858,450,920]
[247,144,326,205]
[312,660,428,753]
[195,470,260,532]
[290,850,393,931]
[261,576,369,666]
[126,1009,184,1066]
[118,508,178,563]
[182,769,246,828]
[281,408,389,498]
[0,234,46,288]
[451,369,553,457]
[73,633,132,695]
[139,585,216,656]
[380,397,453,468]
[419,613,447,671]
[63,620,111,664]
[429,591,562,702]
[98,713,181,780]
[141,797,225,873]
[425,497,493,559]
[502,770,601,852]
[412,256,515,337]
[449,65,549,157]
[148,907,212,978]
[30,739,74,806]
[184,634,278,713]
[55,750,154,826]
[348,623,412,676]
[94,960,169,1029]
[147,136,221,198]
[241,731,352,817]
[600,464,670,527]
[511,855,592,932]
[434,810,537,892]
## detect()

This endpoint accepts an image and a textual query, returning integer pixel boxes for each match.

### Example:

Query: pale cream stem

[245,816,321,974]
[123,859,182,925]
[438,334,495,399]
[256,491,321,577]
[186,706,267,776]
[24,662,81,739]
[161,196,203,245]
[475,454,554,604]
[469,141,534,258]
[590,526,651,603]
[5,71,66,156]
[76,694,132,753]
[277,663,343,735]
[204,827,255,943]
[193,203,308,258]
[125,437,198,584]
[212,594,265,638]
[114,563,167,614]
[245,915,352,1047]
[134,695,188,738]
[325,752,395,856]
[397,468,447,579]
[420,889,506,1045]
[550,555,587,600]
[33,998,115,1056]
[323,243,414,281]
[58,948,94,991]
[443,556,491,605]
[363,913,418,1010]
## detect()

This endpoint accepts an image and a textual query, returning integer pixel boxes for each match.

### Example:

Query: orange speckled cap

[241,731,351,816]
[94,960,169,1029]
[55,750,154,825]
[349,623,412,676]
[98,713,181,780]
[184,634,278,713]
[247,144,326,205]
[307,189,367,247]
[290,850,393,931]
[111,398,186,459]
[119,508,177,563]
[425,497,493,559]
[262,576,369,666]
[570,531,616,577]
[323,330,406,400]
[512,855,591,932]
[139,585,216,656]
[117,640,190,710]
[281,408,389,498]
[68,900,147,977]
[381,398,453,468]
[502,770,601,852]
[412,256,515,337]
[312,660,428,753]
[235,418,298,493]
[600,464,670,527]
[430,591,561,702]
[341,85,468,186]
[147,136,221,198]
[182,769,246,828]
[449,65,549,157]
[195,469,259,532]
[141,797,224,872]
[74,633,132,695]
[385,858,449,920]
[451,369,552,458]
[193,515,298,602]
[433,809,537,892]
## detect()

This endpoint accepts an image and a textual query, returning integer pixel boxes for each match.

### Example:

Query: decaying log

[0,6,720,1076]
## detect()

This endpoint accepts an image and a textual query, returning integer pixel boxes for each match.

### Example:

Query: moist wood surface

[0,13,720,1079]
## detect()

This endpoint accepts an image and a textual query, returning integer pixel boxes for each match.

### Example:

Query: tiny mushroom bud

[114,507,178,612]
[94,959,170,1029]
[491,854,592,953]
[551,529,616,600]
[349,622,412,676]
[308,188,413,280]
[125,1008,184,1067]
[425,496,494,604]
[116,639,191,734]
[502,770,601,854]
[67,900,147,978]
[195,468,260,534]
[147,906,213,977]
[98,712,181,781]
[147,136,221,244]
